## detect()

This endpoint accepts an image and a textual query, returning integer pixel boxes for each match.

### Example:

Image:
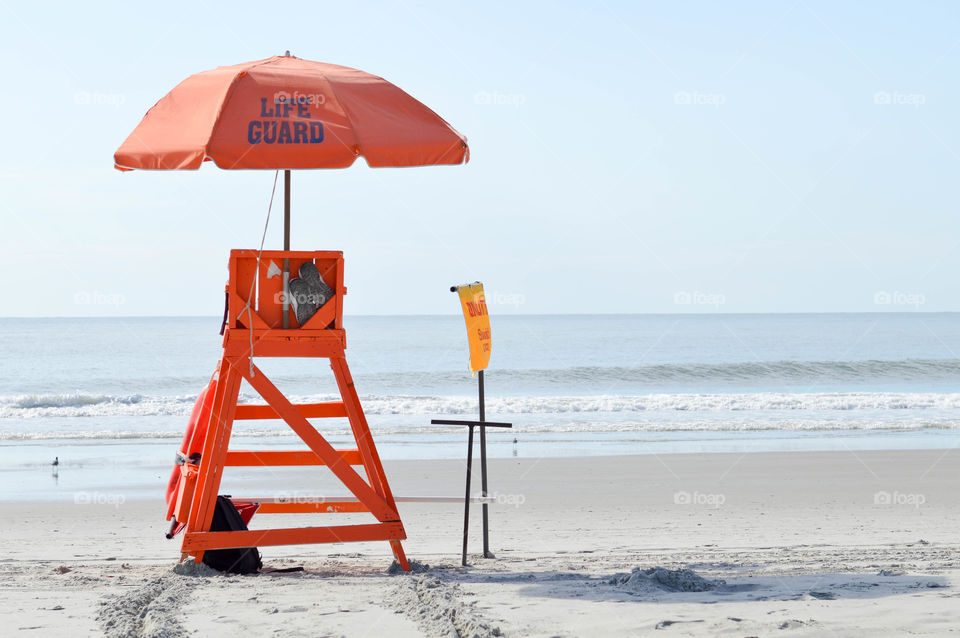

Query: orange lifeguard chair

[169,249,409,570]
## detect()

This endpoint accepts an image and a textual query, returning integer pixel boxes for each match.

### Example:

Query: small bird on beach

[52,457,59,467]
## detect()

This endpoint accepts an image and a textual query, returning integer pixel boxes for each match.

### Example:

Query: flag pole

[462,423,475,566]
[479,368,491,558]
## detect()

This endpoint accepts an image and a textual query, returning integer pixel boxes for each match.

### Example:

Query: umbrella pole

[282,170,291,328]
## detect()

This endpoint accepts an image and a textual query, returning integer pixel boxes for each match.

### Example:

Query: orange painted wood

[231,292,270,331]
[182,522,406,551]
[224,449,362,466]
[253,501,369,514]
[228,250,344,331]
[333,255,344,330]
[176,250,407,569]
[299,299,337,330]
[231,249,343,261]
[330,355,411,571]
[331,357,398,508]
[233,401,347,420]
[256,255,288,328]
[185,362,243,563]
[232,258,262,330]
[185,363,229,534]
[238,363,397,522]
[173,465,198,522]
[390,540,410,571]
[224,331,346,358]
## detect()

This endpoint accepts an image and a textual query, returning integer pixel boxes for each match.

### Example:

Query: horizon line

[3,310,960,320]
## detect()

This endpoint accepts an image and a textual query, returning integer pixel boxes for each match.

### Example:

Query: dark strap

[219,290,229,335]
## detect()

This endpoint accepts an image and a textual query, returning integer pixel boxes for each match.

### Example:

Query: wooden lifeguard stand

[172,249,409,570]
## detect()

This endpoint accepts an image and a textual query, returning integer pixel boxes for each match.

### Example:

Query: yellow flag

[454,282,491,374]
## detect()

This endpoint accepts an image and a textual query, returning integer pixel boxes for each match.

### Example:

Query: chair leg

[331,356,410,570]
[390,540,410,571]
[182,359,242,562]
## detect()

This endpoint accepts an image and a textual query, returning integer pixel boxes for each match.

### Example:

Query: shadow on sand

[416,566,950,604]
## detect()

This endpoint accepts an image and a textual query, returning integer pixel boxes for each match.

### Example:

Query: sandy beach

[5,1,959,636]
[2,449,958,636]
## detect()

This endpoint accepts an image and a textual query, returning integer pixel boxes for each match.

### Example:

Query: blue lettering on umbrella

[248,121,262,144]
[248,96,325,144]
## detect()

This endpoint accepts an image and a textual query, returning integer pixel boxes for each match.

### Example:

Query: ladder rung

[183,522,406,550]
[231,495,498,505]
[225,449,362,466]
[234,401,348,420]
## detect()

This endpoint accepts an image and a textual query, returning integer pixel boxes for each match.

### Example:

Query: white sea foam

[4,390,960,420]
[1,391,960,440]
[0,416,954,441]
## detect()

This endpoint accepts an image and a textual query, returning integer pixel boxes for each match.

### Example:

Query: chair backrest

[227,249,344,331]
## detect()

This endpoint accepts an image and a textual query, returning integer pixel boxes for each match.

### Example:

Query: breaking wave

[5,390,960,420]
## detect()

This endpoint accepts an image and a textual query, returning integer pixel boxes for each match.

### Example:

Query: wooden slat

[224,449,362,466]
[234,401,347,420]
[186,362,243,554]
[232,495,497,505]
[238,364,396,521]
[224,332,346,358]
[254,501,369,514]
[231,249,343,260]
[182,522,406,551]
[330,356,399,512]
[300,299,337,330]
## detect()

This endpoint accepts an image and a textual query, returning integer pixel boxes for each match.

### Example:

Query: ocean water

[2,314,960,501]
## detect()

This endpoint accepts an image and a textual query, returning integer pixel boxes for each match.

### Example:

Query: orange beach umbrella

[115,53,468,246]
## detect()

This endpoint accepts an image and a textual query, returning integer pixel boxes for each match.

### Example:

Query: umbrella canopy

[114,54,468,171]
[115,54,468,328]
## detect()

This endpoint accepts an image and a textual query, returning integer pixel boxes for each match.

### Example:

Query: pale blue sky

[1,1,958,316]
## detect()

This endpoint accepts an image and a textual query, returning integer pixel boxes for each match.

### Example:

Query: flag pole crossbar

[430,370,513,567]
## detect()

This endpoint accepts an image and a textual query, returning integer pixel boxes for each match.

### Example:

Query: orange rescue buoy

[165,376,217,525]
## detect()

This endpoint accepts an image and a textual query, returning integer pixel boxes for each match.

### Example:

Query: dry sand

[2,449,959,636]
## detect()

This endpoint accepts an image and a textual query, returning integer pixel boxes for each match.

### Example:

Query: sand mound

[609,567,725,593]
[171,560,221,578]
[387,559,431,574]
[387,575,502,637]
